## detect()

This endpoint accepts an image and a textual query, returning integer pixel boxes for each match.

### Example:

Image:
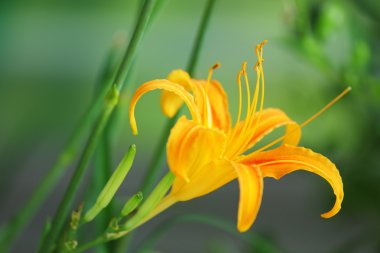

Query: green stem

[38,88,119,253]
[73,235,108,253]
[36,0,158,251]
[140,0,217,196]
[113,0,157,91]
[71,172,175,253]
[0,84,108,253]
[92,135,114,253]
[186,0,216,75]
[0,26,125,253]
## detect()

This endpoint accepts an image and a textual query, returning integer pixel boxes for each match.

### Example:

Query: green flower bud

[121,192,144,217]
[84,144,136,222]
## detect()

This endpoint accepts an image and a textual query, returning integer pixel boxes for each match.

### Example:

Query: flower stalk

[38,0,159,250]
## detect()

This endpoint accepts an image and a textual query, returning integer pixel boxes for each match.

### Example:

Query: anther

[210,63,221,71]
[242,61,247,73]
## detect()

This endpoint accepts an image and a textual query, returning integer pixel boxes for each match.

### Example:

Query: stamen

[237,62,253,136]
[228,70,244,143]
[235,70,244,128]
[242,62,251,114]
[203,63,220,127]
[227,66,250,156]
[234,43,266,156]
[299,87,351,128]
[252,86,352,154]
[227,41,268,158]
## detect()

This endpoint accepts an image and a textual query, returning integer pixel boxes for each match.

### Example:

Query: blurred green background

[1,0,380,252]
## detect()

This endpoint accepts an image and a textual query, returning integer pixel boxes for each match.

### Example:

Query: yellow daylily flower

[129,40,345,232]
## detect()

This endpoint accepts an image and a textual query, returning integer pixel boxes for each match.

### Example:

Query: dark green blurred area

[0,0,379,252]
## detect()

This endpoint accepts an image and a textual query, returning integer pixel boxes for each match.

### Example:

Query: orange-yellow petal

[232,108,301,151]
[193,79,231,132]
[234,163,263,232]
[160,69,191,118]
[167,116,227,182]
[242,145,343,218]
[129,79,199,135]
[170,159,236,201]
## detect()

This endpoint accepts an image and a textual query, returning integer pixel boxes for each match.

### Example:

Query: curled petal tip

[321,211,336,219]
[320,204,341,219]
[321,213,331,219]
[130,120,138,135]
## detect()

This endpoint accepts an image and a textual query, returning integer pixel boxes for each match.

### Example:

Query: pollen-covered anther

[210,63,221,71]
[254,58,264,71]
[242,61,248,73]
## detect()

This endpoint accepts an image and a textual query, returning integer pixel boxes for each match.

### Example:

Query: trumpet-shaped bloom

[129,41,344,232]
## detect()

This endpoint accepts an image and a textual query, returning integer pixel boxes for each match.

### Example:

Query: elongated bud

[84,144,137,222]
[121,191,144,216]
[123,172,175,230]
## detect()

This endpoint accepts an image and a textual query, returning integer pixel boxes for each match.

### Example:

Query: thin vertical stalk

[0,83,108,253]
[92,138,113,253]
[38,90,119,253]
[0,20,125,253]
[113,0,157,91]
[186,0,216,75]
[90,35,125,253]
[38,0,158,252]
[140,0,217,196]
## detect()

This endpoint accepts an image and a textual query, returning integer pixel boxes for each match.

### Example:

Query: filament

[252,86,352,154]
